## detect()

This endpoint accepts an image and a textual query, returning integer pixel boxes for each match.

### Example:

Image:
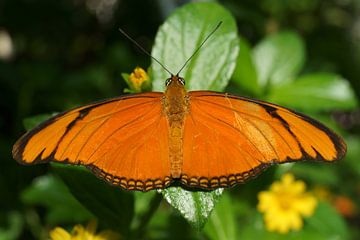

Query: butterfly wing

[181,91,346,190]
[13,93,172,191]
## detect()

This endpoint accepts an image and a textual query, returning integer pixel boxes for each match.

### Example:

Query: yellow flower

[128,67,149,92]
[257,173,317,234]
[49,221,120,240]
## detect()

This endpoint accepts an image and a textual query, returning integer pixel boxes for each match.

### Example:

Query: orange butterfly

[12,24,346,192]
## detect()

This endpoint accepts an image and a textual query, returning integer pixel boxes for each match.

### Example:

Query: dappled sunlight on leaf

[160,187,223,230]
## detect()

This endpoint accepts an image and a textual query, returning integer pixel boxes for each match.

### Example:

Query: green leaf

[160,187,223,230]
[121,72,136,93]
[52,164,134,235]
[152,2,239,91]
[0,212,23,240]
[343,136,360,177]
[231,38,260,96]
[204,192,237,240]
[289,163,340,187]
[266,73,357,111]
[21,174,93,224]
[253,31,305,89]
[132,191,158,228]
[121,73,131,86]
[130,192,162,237]
[306,201,350,240]
[23,113,56,131]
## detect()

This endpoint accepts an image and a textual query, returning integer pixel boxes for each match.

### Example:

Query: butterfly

[12,23,346,192]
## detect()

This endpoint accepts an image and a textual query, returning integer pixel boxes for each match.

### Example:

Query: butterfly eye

[165,78,172,86]
[178,77,185,85]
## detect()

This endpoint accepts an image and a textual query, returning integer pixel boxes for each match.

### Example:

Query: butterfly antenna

[118,28,173,76]
[176,21,223,76]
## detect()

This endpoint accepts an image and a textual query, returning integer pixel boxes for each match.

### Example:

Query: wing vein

[190,109,259,176]
[87,104,160,163]
[74,100,124,162]
[195,98,277,122]
[191,102,264,163]
[235,113,280,162]
[260,120,298,159]
[57,100,158,160]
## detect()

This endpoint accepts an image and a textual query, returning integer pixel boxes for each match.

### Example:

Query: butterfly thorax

[163,75,188,178]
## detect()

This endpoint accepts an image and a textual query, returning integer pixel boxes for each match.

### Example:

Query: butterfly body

[164,75,188,178]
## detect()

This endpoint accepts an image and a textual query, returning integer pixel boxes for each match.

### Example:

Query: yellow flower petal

[257,173,318,234]
[50,221,120,240]
[72,224,90,240]
[49,227,72,240]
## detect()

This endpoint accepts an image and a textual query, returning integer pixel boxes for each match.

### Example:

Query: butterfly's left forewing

[13,93,172,191]
[181,91,346,190]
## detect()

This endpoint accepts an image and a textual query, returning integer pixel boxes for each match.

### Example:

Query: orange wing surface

[181,91,346,190]
[12,93,172,191]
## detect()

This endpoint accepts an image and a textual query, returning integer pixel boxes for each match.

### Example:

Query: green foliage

[232,30,358,113]
[232,38,259,96]
[21,174,93,224]
[152,2,239,91]
[344,136,360,177]
[0,212,23,240]
[306,202,350,239]
[267,73,357,111]
[53,164,134,236]
[204,192,238,240]
[253,31,305,89]
[290,163,340,187]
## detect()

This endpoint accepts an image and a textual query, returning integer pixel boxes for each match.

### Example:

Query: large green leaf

[204,192,237,240]
[266,73,357,111]
[160,187,223,230]
[152,2,239,91]
[231,38,260,96]
[52,164,134,236]
[306,201,349,239]
[253,31,305,89]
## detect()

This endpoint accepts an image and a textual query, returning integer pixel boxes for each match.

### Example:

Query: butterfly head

[165,75,185,87]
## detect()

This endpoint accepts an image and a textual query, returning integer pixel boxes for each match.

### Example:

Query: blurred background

[1,0,359,239]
